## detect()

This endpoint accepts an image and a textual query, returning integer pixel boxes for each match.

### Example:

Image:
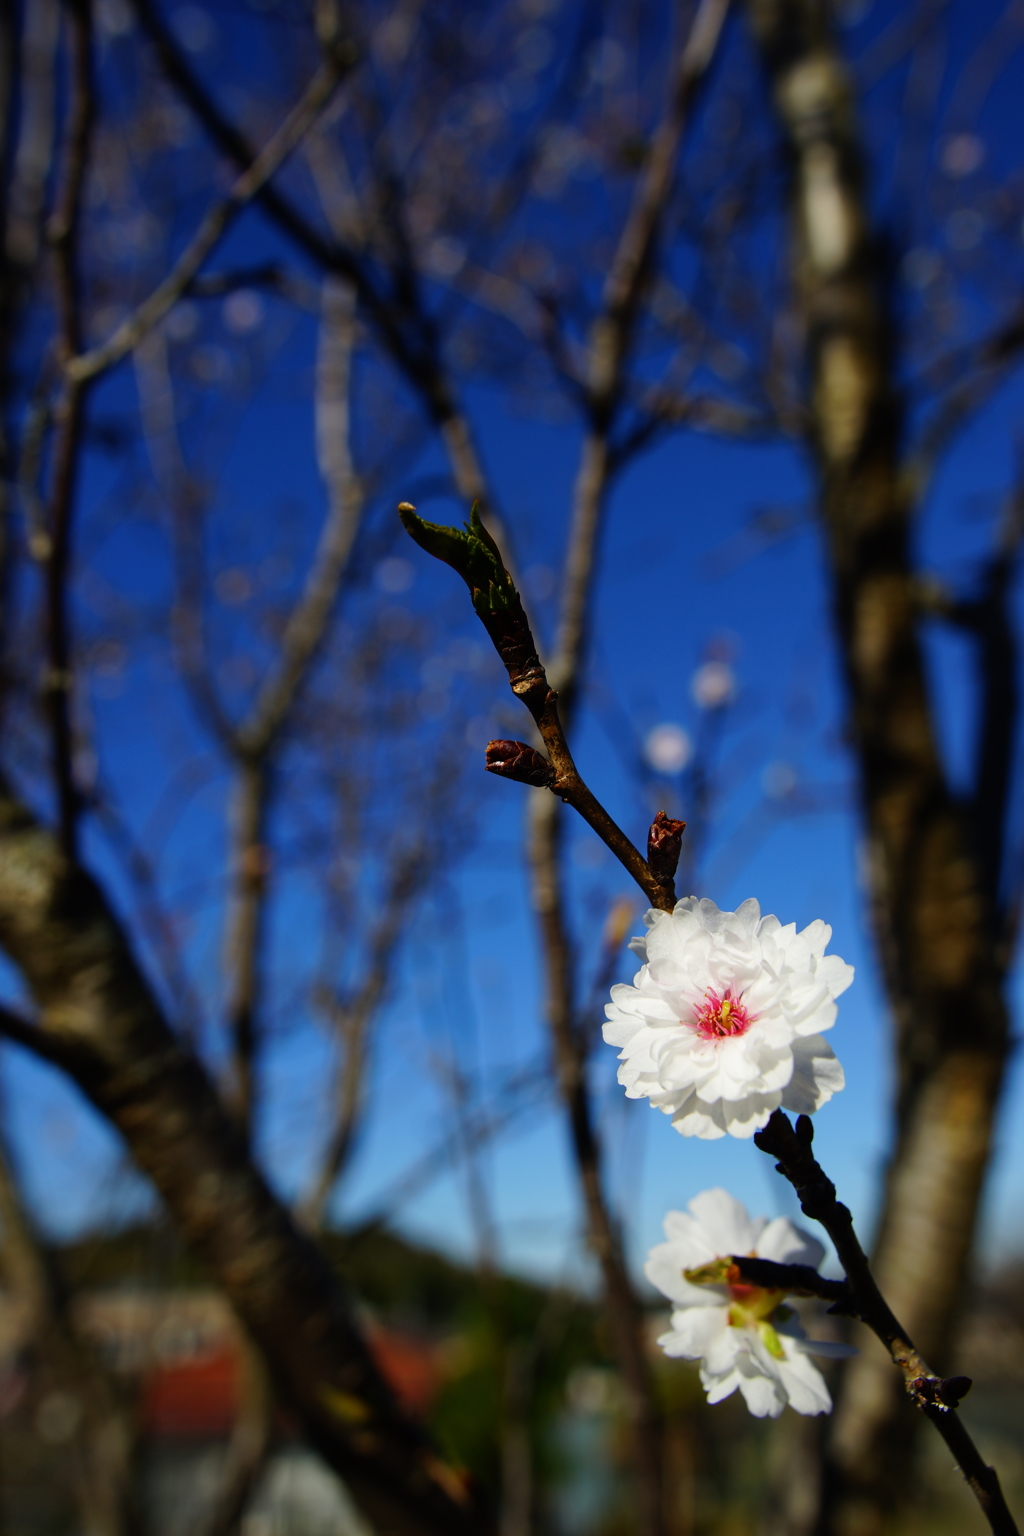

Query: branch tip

[397,500,515,615]
[398,500,547,701]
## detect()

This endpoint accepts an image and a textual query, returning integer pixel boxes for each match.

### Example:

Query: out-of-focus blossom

[644,722,692,775]
[692,660,735,709]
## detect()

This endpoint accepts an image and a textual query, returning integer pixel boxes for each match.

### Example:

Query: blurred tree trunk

[0,777,490,1536]
[748,1,1015,1530]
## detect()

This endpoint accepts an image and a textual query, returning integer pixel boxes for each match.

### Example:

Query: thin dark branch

[478,639,672,909]
[755,1111,1020,1536]
[223,757,267,1141]
[404,500,674,907]
[223,277,366,1143]
[726,1254,851,1306]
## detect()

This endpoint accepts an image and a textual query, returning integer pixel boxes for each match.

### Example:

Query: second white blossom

[603,896,853,1139]
[647,1188,855,1417]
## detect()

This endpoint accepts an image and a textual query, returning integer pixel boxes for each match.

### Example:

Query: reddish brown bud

[647,810,686,882]
[485,740,555,788]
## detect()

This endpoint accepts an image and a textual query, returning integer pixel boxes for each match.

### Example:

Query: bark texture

[748,2,1014,1530]
[0,776,489,1536]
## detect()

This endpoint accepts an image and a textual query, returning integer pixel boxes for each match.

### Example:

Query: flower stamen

[691,987,755,1041]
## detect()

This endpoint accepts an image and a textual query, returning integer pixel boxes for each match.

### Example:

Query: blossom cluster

[603,896,856,1416]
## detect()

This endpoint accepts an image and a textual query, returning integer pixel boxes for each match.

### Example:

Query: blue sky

[6,367,1023,1288]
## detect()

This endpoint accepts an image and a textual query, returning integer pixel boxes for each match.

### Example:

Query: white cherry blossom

[646,1188,854,1417]
[603,897,853,1139]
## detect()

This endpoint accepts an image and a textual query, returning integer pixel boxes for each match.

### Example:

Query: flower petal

[685,1188,759,1255]
[735,1360,786,1418]
[658,1306,729,1359]
[781,1035,845,1115]
[756,1216,824,1268]
[778,1342,833,1415]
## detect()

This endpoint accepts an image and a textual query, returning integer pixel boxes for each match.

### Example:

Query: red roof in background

[140,1349,238,1439]
[366,1325,442,1417]
[139,1327,445,1440]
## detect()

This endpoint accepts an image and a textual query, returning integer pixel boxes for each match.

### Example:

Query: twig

[552,0,733,714]
[223,276,367,1141]
[753,1110,1020,1536]
[399,501,675,910]
[133,330,234,748]
[726,1254,850,1306]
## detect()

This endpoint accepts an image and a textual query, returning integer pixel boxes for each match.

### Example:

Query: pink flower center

[691,987,754,1041]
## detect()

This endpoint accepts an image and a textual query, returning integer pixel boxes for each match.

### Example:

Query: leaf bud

[647,810,686,882]
[485,740,555,788]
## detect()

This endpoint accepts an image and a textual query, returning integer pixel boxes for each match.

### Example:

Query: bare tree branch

[222,276,367,1141]
[133,330,234,748]
[303,841,430,1231]
[129,0,501,534]
[395,53,738,1493]
[908,299,1024,494]
[66,55,349,387]
[239,279,363,759]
